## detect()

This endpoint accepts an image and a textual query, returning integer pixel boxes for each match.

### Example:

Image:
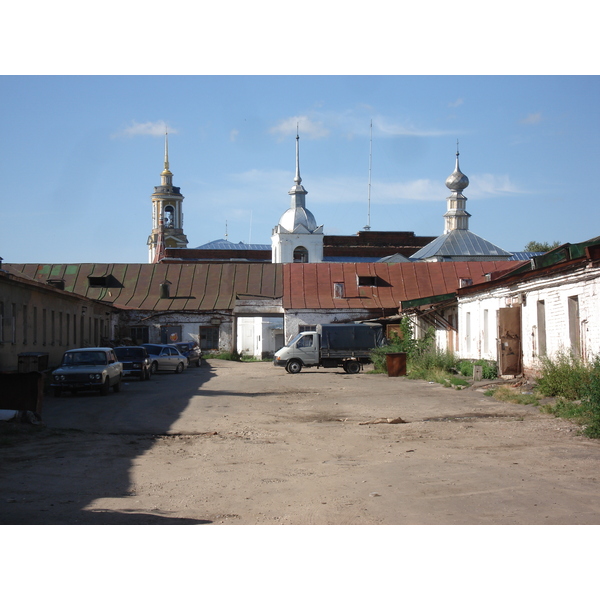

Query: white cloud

[448,98,464,108]
[372,115,459,138]
[468,173,524,197]
[269,115,330,140]
[112,120,176,138]
[230,129,239,142]
[520,112,543,125]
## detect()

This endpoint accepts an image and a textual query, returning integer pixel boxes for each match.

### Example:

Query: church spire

[443,142,471,233]
[294,125,301,185]
[163,130,170,173]
[288,126,307,209]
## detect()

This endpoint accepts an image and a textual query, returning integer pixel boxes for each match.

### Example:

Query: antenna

[225,220,228,240]
[249,211,253,245]
[364,119,373,231]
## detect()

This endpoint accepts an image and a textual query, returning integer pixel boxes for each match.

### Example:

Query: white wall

[457,264,600,372]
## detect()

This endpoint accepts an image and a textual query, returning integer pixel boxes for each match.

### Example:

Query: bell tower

[147,132,189,263]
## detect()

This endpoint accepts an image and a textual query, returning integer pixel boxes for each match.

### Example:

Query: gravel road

[1,359,599,525]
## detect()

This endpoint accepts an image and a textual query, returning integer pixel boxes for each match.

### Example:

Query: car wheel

[345,361,361,374]
[287,359,302,374]
[175,362,184,374]
[196,358,202,367]
[53,388,62,398]
[100,378,110,396]
[150,362,158,375]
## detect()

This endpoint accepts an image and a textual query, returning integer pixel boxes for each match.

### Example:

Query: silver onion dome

[445,150,469,192]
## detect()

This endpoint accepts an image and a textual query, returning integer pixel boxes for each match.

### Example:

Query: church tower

[271,131,323,263]
[410,145,512,262]
[147,132,189,263]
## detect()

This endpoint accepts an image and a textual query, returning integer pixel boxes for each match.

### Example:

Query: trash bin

[386,352,407,377]
[18,352,49,373]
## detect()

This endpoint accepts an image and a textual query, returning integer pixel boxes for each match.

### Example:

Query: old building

[402,236,600,377]
[0,263,118,371]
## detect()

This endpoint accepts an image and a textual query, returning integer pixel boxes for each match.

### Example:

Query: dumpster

[386,352,407,377]
[18,352,49,373]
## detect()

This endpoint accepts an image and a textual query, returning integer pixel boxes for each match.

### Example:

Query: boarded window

[537,300,547,356]
[568,296,580,357]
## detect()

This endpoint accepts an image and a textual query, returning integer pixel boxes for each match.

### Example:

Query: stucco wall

[0,275,114,371]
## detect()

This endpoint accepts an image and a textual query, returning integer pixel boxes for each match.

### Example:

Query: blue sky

[1,5,598,265]
[1,75,598,264]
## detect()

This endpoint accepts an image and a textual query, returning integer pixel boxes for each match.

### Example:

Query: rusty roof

[282,262,518,310]
[5,263,283,311]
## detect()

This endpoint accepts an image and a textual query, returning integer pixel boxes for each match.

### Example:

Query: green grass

[535,353,600,438]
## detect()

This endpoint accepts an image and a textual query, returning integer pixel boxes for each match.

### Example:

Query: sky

[1,5,598,267]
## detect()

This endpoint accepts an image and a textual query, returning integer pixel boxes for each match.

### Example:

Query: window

[483,309,489,354]
[164,205,174,228]
[333,283,345,298]
[23,305,28,345]
[293,246,308,263]
[537,300,547,357]
[357,276,377,287]
[130,326,149,345]
[199,326,219,351]
[299,325,317,333]
[465,311,471,354]
[43,309,47,346]
[33,307,38,345]
[11,304,17,344]
[568,296,580,357]
[297,335,313,348]
[51,310,55,345]
[0,302,4,343]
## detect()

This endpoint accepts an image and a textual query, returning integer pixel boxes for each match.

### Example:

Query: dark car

[174,341,202,367]
[114,346,152,381]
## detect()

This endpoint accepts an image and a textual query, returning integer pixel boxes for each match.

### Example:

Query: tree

[524,240,562,253]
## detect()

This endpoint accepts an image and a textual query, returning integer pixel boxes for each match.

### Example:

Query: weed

[486,386,542,406]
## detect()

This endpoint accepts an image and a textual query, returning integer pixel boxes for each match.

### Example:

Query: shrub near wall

[538,352,600,438]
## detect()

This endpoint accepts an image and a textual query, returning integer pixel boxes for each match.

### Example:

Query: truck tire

[286,359,302,374]
[345,361,361,374]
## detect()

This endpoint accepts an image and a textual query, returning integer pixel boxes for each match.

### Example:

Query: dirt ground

[1,359,599,525]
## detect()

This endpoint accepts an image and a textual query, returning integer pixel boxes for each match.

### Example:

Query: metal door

[497,307,522,376]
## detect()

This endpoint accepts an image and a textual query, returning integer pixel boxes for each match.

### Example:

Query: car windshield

[285,333,304,347]
[62,351,107,366]
[115,348,144,360]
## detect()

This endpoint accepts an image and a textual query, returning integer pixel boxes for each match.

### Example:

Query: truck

[273,323,385,374]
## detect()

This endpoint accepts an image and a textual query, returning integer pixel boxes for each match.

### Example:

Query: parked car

[141,344,187,374]
[114,346,152,381]
[174,341,202,367]
[51,347,123,397]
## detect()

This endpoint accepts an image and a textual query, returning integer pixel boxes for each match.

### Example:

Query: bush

[536,351,590,401]
[457,359,498,379]
[537,353,600,438]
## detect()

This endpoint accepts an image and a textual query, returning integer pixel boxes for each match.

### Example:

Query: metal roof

[5,263,283,312]
[195,239,272,251]
[410,229,512,260]
[282,261,516,310]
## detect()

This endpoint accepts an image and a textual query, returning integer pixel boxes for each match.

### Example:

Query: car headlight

[89,373,101,380]
[132,363,141,368]
[54,374,65,381]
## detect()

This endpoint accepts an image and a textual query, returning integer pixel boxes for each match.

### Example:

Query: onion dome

[445,150,469,192]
